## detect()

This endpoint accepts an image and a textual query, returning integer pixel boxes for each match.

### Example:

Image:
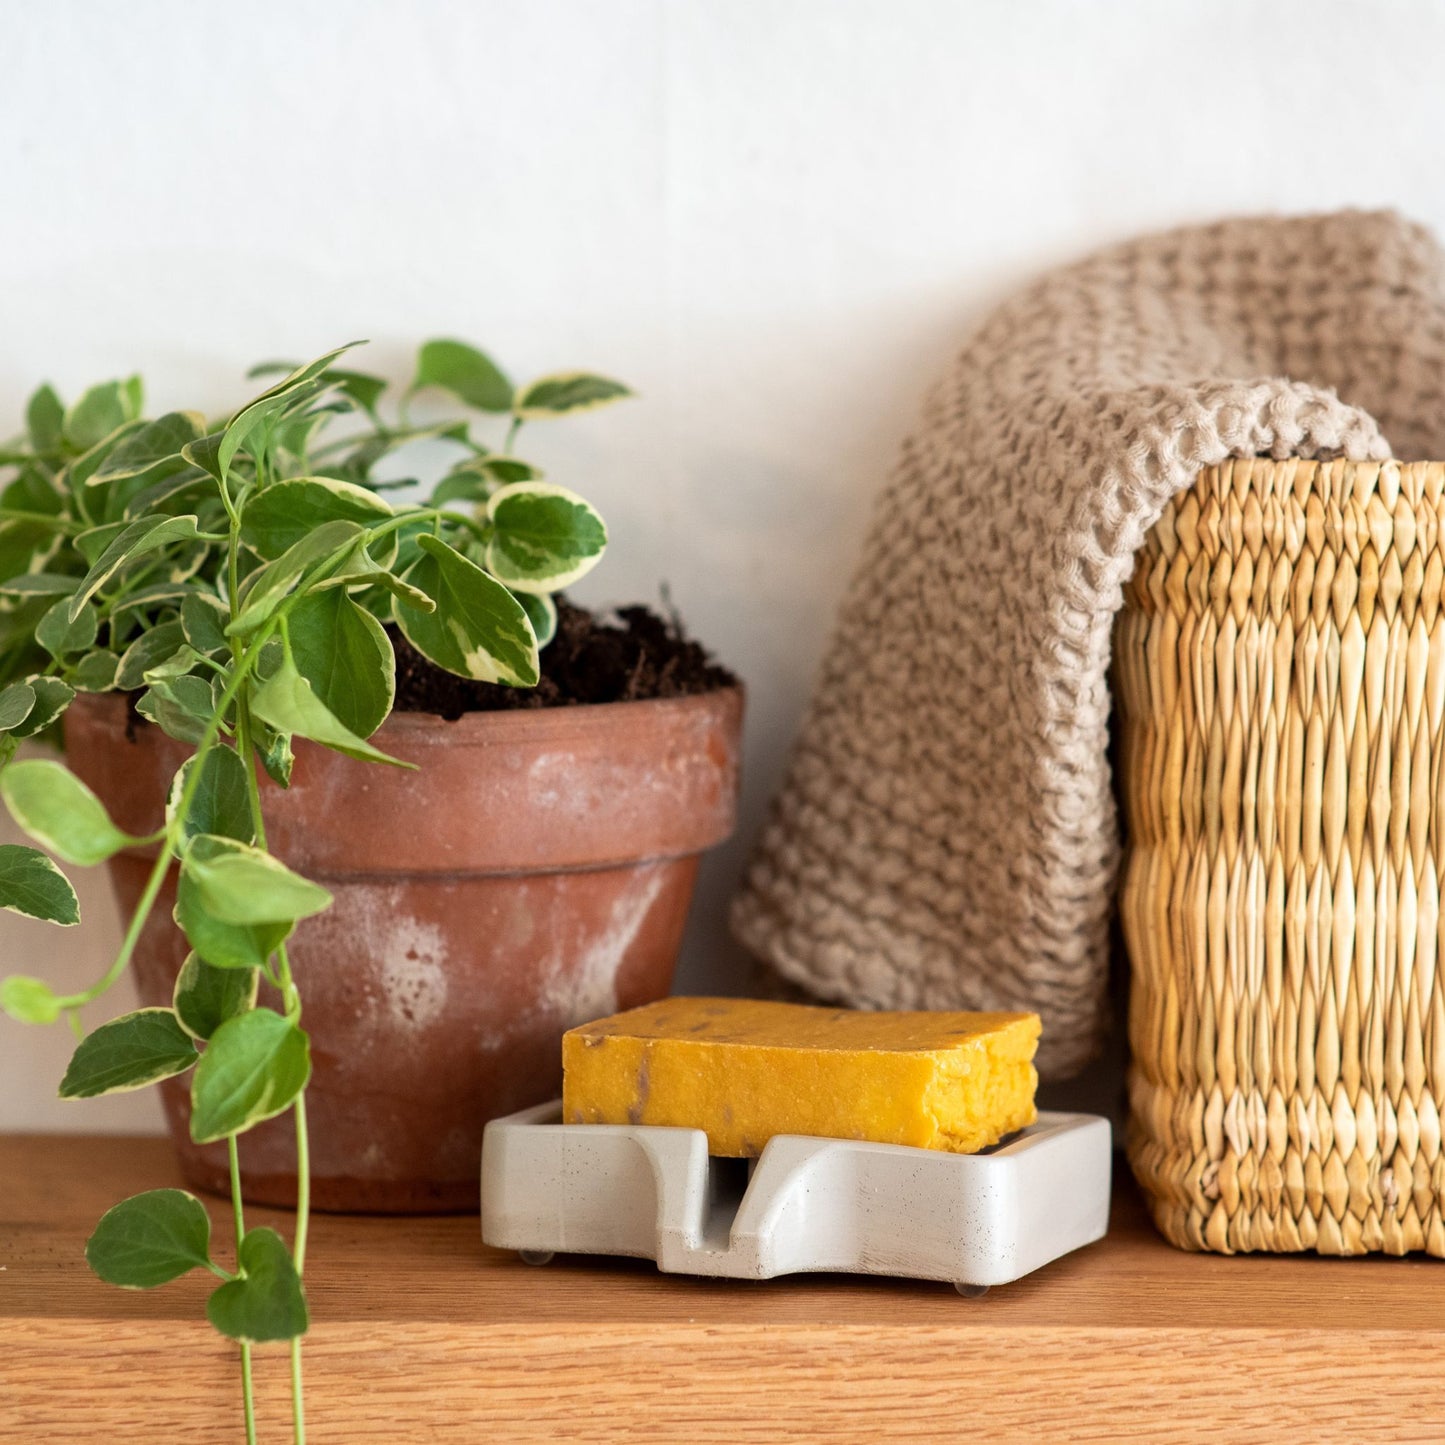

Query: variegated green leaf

[410,339,512,413]
[1,758,137,866]
[36,596,98,657]
[59,1008,197,1098]
[484,481,607,593]
[286,587,394,738]
[68,514,202,621]
[228,520,364,639]
[116,620,187,690]
[219,342,363,482]
[0,844,79,925]
[250,649,409,767]
[240,476,391,560]
[10,676,74,738]
[88,412,206,487]
[512,371,631,418]
[26,385,64,453]
[394,534,538,686]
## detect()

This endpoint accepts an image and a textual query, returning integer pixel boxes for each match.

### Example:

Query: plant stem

[241,1346,257,1445]
[235,693,308,1445]
[59,834,173,1008]
[228,1134,258,1445]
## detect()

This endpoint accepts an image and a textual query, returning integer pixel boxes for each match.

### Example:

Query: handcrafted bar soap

[561,997,1040,1157]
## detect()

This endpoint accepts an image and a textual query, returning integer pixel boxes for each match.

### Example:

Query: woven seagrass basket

[1114,457,1445,1256]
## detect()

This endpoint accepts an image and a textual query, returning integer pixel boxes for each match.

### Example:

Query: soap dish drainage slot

[699,1155,753,1253]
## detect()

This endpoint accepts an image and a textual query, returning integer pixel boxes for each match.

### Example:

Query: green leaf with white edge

[190,1008,311,1144]
[1,759,137,866]
[175,851,292,970]
[0,682,35,732]
[36,596,98,657]
[121,375,144,421]
[395,534,539,686]
[116,619,187,691]
[88,411,205,486]
[1,975,63,1024]
[86,1189,212,1289]
[11,676,75,739]
[0,572,79,599]
[512,371,632,418]
[484,481,608,594]
[67,420,147,500]
[59,1008,197,1099]
[143,643,207,683]
[68,514,202,621]
[183,832,332,926]
[168,747,254,845]
[250,649,411,767]
[244,362,385,418]
[181,431,225,483]
[2,464,63,515]
[109,581,204,633]
[286,587,394,737]
[316,535,434,613]
[513,588,558,648]
[71,650,120,692]
[173,952,258,1041]
[122,465,212,521]
[0,844,79,925]
[63,381,130,451]
[73,520,128,566]
[479,455,542,484]
[0,522,62,591]
[219,342,364,483]
[135,677,213,744]
[181,593,230,655]
[26,384,64,453]
[228,519,365,639]
[206,1227,308,1342]
[240,475,392,560]
[411,339,512,413]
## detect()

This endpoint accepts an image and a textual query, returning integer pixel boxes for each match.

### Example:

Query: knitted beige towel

[732,210,1445,1079]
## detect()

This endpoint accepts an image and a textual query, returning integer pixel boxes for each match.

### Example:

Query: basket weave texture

[1116,457,1445,1255]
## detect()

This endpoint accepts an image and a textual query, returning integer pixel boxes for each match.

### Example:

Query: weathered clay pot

[64,687,743,1212]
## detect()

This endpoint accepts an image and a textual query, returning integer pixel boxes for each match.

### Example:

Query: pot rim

[65,683,745,872]
[71,682,745,743]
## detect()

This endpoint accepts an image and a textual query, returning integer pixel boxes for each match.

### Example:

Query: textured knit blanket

[732,210,1445,1079]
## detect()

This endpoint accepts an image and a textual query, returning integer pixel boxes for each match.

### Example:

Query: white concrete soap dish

[480,1102,1112,1292]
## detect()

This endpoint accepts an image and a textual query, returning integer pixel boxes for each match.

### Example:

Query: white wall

[6,0,1445,1130]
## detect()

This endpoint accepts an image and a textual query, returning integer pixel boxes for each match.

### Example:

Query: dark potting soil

[388,600,737,720]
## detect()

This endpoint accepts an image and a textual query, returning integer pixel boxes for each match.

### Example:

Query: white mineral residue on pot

[321,884,450,1033]
[542,865,667,1026]
[526,750,686,817]
[378,915,449,1030]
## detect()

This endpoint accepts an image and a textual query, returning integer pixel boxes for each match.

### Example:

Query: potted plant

[0,341,742,1440]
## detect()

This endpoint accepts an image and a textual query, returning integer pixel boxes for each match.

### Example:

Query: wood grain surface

[3,1135,1445,1442]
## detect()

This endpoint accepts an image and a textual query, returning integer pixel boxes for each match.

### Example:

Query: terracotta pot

[64,687,744,1213]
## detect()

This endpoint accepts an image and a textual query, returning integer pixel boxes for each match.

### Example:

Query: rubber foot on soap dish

[955,1283,989,1299]
[519,1249,555,1267]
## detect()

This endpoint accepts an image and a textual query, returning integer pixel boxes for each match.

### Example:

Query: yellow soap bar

[561,997,1040,1157]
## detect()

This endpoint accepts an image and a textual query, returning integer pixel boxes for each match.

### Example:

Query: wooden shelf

[3,1134,1445,1442]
